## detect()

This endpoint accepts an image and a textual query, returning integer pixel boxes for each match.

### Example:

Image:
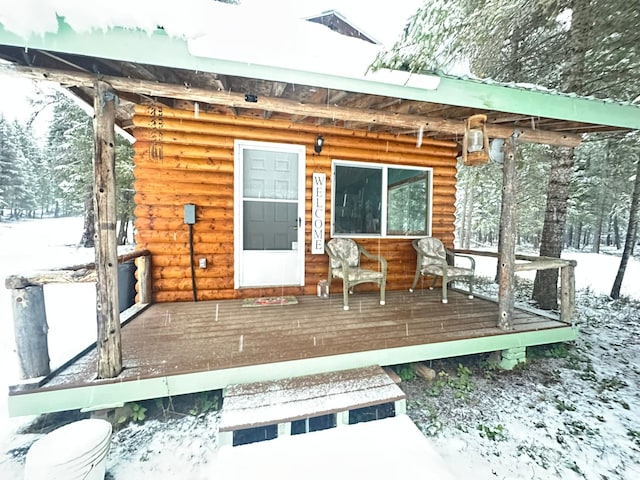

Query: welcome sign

[312,173,326,254]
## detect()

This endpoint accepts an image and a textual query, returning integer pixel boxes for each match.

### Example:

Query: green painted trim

[1,20,639,130]
[7,326,577,417]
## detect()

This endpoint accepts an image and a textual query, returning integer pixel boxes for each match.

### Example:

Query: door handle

[289,217,302,230]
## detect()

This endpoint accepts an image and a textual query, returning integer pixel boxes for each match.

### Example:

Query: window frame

[330,159,433,239]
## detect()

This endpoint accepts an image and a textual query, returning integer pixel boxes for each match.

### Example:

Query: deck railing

[5,249,152,381]
[454,249,576,326]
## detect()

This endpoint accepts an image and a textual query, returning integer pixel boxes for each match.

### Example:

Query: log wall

[132,105,458,302]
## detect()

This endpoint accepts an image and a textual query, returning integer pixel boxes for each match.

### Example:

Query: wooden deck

[7,289,576,416]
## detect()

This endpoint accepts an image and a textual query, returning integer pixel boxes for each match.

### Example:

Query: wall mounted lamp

[314,134,324,154]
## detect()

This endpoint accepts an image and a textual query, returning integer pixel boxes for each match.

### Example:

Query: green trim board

[7,325,577,417]
[0,19,639,131]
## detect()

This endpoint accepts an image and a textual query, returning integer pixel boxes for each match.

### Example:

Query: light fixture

[462,114,490,166]
[314,134,324,154]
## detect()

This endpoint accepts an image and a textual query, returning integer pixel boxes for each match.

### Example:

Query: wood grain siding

[132,105,458,302]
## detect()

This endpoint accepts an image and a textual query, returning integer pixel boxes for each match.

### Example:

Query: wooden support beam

[3,65,582,147]
[93,79,122,379]
[497,133,519,330]
[137,254,153,304]
[560,264,576,324]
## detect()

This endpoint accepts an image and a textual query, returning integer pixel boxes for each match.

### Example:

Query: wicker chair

[326,238,387,311]
[409,237,475,303]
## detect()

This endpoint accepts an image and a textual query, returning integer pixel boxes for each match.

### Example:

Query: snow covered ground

[1,217,639,478]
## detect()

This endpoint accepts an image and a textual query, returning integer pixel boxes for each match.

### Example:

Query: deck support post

[218,431,233,447]
[136,253,153,304]
[93,79,122,379]
[11,285,50,379]
[499,346,527,370]
[497,132,519,330]
[560,263,576,325]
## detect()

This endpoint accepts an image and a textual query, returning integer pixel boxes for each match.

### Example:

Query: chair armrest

[358,245,388,274]
[447,249,476,271]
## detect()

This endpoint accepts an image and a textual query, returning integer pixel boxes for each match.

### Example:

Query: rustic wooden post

[137,254,153,304]
[497,132,519,330]
[93,79,122,378]
[560,262,576,325]
[11,286,50,379]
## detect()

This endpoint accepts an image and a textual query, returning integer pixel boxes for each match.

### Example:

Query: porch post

[497,132,520,330]
[93,79,122,378]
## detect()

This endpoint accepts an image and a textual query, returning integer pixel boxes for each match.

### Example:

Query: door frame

[234,139,306,289]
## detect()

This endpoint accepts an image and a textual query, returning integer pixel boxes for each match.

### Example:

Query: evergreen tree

[375,0,640,308]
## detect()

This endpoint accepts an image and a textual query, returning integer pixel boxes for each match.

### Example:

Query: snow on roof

[1,1,381,76]
[0,1,441,90]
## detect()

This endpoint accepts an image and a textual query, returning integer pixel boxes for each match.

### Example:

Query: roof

[304,10,381,45]
[0,2,638,146]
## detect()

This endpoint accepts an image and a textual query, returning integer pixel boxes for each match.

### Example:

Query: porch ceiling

[0,42,636,148]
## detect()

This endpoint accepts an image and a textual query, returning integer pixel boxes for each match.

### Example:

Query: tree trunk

[611,157,640,299]
[592,195,606,253]
[80,187,95,247]
[533,147,574,309]
[613,214,621,249]
[574,220,582,249]
[117,214,129,245]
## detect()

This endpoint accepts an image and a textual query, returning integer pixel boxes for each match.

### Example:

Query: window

[331,161,432,238]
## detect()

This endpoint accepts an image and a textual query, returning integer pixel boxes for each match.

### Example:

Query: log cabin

[1,3,639,417]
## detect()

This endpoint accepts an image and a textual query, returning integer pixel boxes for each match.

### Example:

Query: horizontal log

[153,265,234,280]
[5,250,151,289]
[134,167,234,185]
[134,141,456,168]
[134,106,459,149]
[134,179,234,197]
[6,269,97,289]
[135,217,235,231]
[134,205,235,221]
[134,192,234,207]
[138,241,233,255]
[4,66,581,148]
[453,249,577,269]
[133,120,457,157]
[514,258,576,272]
[134,153,235,174]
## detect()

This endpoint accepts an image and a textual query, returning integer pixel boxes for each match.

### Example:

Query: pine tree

[375,0,640,308]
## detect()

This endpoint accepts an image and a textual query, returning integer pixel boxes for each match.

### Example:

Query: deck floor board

[11,290,570,396]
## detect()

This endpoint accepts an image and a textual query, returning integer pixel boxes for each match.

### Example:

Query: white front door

[234,140,306,288]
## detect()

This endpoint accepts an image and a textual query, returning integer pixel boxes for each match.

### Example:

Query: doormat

[242,296,298,307]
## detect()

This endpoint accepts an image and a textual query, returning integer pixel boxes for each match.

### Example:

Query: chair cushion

[328,238,360,269]
[422,265,473,278]
[417,237,446,267]
[333,268,384,282]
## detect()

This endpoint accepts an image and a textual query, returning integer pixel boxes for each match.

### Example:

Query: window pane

[333,165,381,234]
[387,168,428,236]
[243,149,298,200]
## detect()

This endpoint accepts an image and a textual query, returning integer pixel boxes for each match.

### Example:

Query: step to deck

[218,365,406,447]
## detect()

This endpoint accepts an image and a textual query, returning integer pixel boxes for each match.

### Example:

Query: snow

[213,415,457,480]
[1,217,639,479]
[0,1,441,95]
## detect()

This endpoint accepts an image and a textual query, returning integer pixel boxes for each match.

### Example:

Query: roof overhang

[1,17,638,147]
